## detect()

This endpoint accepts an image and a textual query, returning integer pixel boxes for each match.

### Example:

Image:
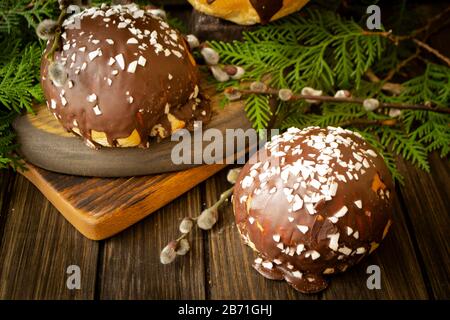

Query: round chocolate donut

[41,3,210,148]
[233,126,394,293]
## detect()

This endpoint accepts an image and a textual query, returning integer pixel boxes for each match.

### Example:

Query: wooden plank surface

[0,156,449,299]
[396,157,450,299]
[0,174,98,299]
[98,186,206,299]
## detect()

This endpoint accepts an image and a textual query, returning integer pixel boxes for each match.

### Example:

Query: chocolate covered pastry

[233,126,394,293]
[187,0,309,25]
[41,3,210,148]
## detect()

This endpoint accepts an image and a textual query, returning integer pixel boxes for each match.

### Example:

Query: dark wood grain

[321,197,429,299]
[0,174,98,299]
[396,157,450,299]
[0,170,14,244]
[20,163,225,240]
[204,169,318,300]
[98,186,206,299]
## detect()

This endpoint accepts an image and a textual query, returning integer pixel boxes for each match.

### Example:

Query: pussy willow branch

[229,88,450,115]
[44,6,69,61]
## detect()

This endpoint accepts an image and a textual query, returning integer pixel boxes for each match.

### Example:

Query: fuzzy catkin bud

[227,168,241,184]
[334,90,351,98]
[223,66,245,80]
[210,65,230,82]
[160,240,178,264]
[250,81,267,92]
[48,62,68,87]
[224,88,242,101]
[388,108,401,118]
[301,87,323,103]
[363,98,380,111]
[179,218,194,234]
[201,47,220,65]
[176,239,190,256]
[36,20,58,41]
[185,34,200,50]
[278,89,293,101]
[197,207,218,230]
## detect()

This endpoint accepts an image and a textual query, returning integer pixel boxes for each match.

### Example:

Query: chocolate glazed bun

[233,126,394,293]
[41,3,210,148]
[187,0,309,25]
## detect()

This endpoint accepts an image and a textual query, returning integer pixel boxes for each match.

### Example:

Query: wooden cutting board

[12,85,252,240]
[20,162,226,240]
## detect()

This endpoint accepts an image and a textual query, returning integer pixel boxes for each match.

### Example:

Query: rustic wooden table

[0,1,449,300]
[0,154,448,300]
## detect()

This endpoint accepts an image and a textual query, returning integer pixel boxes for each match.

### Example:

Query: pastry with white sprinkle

[41,3,210,148]
[233,126,394,293]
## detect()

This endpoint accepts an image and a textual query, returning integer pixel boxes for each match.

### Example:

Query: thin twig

[409,5,450,38]
[227,88,450,115]
[412,38,450,67]
[383,48,421,82]
[337,119,397,128]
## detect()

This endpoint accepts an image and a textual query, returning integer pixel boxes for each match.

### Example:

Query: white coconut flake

[366,149,378,157]
[127,37,138,44]
[272,234,281,242]
[338,246,352,255]
[115,54,125,70]
[93,105,102,116]
[334,206,348,218]
[354,200,362,209]
[292,195,303,211]
[296,244,305,255]
[127,60,138,73]
[346,226,353,235]
[88,49,101,61]
[297,225,309,234]
[138,56,146,66]
[106,39,114,45]
[356,247,366,254]
[327,233,340,251]
[241,176,253,188]
[86,93,97,103]
[248,216,255,224]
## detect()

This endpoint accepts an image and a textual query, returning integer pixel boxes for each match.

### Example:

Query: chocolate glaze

[41,4,210,148]
[249,0,283,24]
[233,127,394,293]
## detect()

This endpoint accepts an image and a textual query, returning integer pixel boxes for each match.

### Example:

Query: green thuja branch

[0,0,55,169]
[211,9,450,183]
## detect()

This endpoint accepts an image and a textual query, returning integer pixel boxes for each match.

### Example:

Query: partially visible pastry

[41,3,210,148]
[187,0,309,25]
